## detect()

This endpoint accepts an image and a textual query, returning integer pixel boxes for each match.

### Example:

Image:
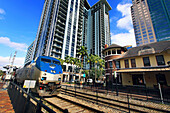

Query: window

[112,50,116,54]
[108,50,111,55]
[105,52,107,56]
[156,73,167,85]
[41,58,51,63]
[143,57,150,66]
[131,59,136,68]
[53,60,60,65]
[124,59,129,68]
[63,65,66,71]
[105,62,108,69]
[132,74,144,85]
[116,61,120,68]
[117,50,121,54]
[156,55,165,66]
[109,61,113,68]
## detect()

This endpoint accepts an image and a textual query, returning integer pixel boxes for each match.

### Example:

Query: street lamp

[114,71,119,96]
[109,61,113,92]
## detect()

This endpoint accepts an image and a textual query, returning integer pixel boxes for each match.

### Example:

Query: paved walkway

[0,81,15,113]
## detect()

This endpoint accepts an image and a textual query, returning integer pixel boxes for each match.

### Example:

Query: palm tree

[69,57,75,74]
[93,55,100,83]
[74,58,81,81]
[57,57,64,70]
[77,46,88,81]
[86,54,94,82]
[98,58,105,80]
[65,55,70,72]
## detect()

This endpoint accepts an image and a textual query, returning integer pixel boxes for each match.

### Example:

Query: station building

[103,41,170,88]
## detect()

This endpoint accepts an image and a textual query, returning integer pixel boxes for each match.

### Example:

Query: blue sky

[0,0,136,69]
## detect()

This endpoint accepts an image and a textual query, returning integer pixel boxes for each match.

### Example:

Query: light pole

[114,71,119,96]
[109,62,113,92]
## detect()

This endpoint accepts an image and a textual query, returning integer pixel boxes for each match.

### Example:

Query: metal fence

[8,82,56,113]
[71,83,170,104]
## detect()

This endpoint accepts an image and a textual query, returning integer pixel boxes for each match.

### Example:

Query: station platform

[0,81,15,113]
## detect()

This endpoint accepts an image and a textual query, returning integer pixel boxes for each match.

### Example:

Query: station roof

[118,41,170,59]
[103,44,127,51]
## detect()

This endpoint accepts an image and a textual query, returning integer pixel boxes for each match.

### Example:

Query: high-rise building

[33,0,90,60]
[87,0,111,57]
[131,0,170,46]
[24,41,35,65]
[131,0,157,46]
[31,0,111,60]
[146,0,170,42]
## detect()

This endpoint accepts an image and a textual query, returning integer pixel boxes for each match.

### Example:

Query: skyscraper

[88,0,111,57]
[146,0,170,42]
[131,0,157,46]
[31,0,111,61]
[131,0,170,46]
[24,41,35,65]
[33,0,89,60]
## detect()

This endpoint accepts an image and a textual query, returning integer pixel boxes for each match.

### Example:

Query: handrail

[9,82,56,113]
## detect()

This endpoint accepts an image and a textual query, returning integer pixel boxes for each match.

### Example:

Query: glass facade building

[131,0,170,46]
[26,0,111,67]
[147,0,170,42]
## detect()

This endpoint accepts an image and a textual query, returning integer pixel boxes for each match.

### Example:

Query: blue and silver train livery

[15,56,63,96]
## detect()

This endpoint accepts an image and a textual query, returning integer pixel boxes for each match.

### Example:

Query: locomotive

[15,56,63,96]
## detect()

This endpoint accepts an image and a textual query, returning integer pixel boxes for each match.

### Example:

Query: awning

[117,68,170,73]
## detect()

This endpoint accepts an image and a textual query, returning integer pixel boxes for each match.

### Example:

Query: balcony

[54,39,63,44]
[55,34,64,39]
[55,29,64,35]
[53,44,62,49]
[56,24,65,31]
[52,49,62,54]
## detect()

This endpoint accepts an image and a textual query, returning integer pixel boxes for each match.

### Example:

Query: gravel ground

[63,86,170,113]
[58,93,126,113]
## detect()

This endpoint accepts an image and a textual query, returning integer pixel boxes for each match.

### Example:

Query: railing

[8,82,56,113]
[62,82,170,104]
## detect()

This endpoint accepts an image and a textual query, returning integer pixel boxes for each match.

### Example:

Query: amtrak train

[15,56,63,96]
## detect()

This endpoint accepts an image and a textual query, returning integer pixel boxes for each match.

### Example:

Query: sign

[114,71,117,78]
[5,74,12,80]
[23,80,36,88]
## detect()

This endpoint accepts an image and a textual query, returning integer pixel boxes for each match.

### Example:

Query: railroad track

[61,87,170,113]
[42,95,104,113]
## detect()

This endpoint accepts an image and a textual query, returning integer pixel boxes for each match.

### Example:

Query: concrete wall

[122,73,133,86]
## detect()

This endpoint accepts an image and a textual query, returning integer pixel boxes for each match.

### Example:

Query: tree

[86,54,94,80]
[74,58,81,73]
[93,55,100,83]
[69,57,75,74]
[64,56,70,72]
[77,46,88,81]
[98,58,105,79]
[57,58,64,69]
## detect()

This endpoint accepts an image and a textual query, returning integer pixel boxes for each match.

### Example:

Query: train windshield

[53,60,60,65]
[41,58,51,63]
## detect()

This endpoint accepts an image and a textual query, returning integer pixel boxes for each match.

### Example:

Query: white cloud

[0,56,25,71]
[111,2,136,47]
[0,8,5,20]
[110,16,118,23]
[117,3,132,30]
[0,8,5,15]
[111,29,136,47]
[0,37,28,52]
